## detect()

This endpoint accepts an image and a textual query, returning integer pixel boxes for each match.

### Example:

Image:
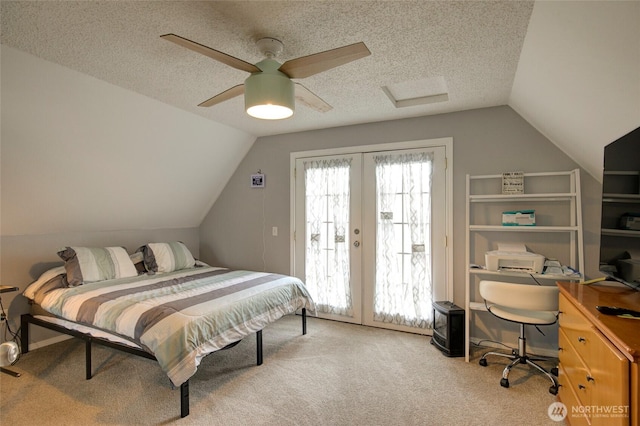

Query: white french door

[294,154,362,324]
[293,141,449,334]
[362,148,447,333]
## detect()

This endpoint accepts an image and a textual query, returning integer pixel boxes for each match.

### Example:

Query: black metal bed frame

[20,308,307,418]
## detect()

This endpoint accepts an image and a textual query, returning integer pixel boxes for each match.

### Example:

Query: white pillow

[23,266,66,300]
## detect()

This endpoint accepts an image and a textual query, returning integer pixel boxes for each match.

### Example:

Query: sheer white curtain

[373,152,434,328]
[304,158,353,316]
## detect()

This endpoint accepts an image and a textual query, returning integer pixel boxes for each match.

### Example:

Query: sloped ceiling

[1,1,534,137]
[1,1,638,237]
[1,46,256,236]
[510,0,640,182]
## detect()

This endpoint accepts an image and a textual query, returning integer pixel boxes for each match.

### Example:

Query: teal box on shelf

[502,210,536,226]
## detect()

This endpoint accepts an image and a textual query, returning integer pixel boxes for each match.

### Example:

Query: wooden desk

[557,281,640,426]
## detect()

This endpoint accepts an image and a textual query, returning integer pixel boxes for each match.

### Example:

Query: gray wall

[5,105,602,350]
[199,105,602,352]
[1,228,199,347]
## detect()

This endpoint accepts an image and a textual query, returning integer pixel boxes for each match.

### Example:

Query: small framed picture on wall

[251,173,265,188]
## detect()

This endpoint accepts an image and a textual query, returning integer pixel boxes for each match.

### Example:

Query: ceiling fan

[160,33,371,119]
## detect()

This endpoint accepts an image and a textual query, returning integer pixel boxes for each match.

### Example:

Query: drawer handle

[587,375,594,382]
[578,384,586,390]
[577,337,586,343]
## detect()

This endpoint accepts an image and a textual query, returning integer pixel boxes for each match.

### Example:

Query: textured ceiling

[0,1,534,137]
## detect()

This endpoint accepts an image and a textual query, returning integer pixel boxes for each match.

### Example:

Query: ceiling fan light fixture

[244,71,295,120]
[246,104,293,120]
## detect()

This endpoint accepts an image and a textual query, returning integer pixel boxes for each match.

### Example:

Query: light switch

[272,226,278,237]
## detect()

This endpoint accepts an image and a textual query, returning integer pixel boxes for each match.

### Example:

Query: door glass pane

[303,158,353,317]
[373,152,434,329]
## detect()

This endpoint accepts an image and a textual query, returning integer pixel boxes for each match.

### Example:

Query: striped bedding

[25,266,315,386]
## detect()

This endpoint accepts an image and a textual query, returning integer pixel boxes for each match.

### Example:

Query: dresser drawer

[559,293,588,327]
[559,327,592,407]
[559,295,626,364]
[587,323,629,412]
[558,293,630,426]
[558,363,592,426]
[559,292,589,328]
[559,294,595,362]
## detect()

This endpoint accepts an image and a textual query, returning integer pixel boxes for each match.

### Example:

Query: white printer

[485,243,545,274]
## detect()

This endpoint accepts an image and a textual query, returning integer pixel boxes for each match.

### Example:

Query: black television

[599,126,640,290]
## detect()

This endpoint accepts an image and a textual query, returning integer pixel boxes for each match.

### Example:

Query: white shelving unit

[464,169,584,362]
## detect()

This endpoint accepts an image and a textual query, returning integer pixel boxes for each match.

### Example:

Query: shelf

[601,228,640,237]
[469,170,576,180]
[604,171,640,176]
[468,268,582,281]
[469,193,575,202]
[602,193,640,203]
[469,225,579,232]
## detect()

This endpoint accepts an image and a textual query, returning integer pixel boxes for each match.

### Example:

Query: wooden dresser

[557,281,640,426]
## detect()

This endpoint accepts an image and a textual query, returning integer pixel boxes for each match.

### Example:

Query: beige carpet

[0,315,561,425]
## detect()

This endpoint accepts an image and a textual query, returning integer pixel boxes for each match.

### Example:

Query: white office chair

[477,280,559,395]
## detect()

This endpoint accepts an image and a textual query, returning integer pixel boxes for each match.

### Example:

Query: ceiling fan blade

[198,84,245,107]
[294,83,332,113]
[279,42,371,79]
[161,33,260,74]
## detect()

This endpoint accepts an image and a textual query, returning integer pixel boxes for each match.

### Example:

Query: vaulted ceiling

[1,1,534,137]
[3,1,638,175]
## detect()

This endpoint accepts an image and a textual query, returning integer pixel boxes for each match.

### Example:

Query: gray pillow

[58,246,138,287]
[137,242,195,273]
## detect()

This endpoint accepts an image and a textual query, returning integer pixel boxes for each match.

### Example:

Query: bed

[20,243,315,418]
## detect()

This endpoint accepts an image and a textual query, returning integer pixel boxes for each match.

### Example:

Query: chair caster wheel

[551,367,558,377]
[479,358,488,367]
[549,385,558,395]
[500,378,509,388]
